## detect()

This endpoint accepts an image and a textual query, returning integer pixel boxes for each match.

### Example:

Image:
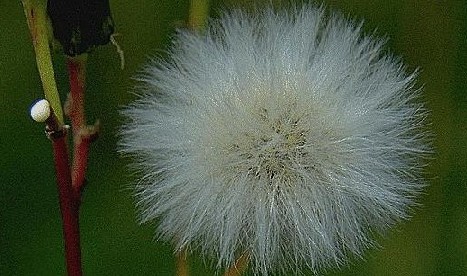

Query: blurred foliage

[1,0,466,275]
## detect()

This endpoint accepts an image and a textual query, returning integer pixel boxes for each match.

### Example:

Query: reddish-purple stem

[52,132,83,276]
[66,57,94,193]
[46,56,96,276]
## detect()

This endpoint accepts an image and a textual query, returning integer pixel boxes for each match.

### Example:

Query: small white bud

[30,99,51,122]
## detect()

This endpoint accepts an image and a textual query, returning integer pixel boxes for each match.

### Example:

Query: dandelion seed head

[119,4,430,275]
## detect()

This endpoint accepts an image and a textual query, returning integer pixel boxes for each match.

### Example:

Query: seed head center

[238,107,307,181]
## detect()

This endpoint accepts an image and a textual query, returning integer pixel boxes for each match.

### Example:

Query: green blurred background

[1,0,466,275]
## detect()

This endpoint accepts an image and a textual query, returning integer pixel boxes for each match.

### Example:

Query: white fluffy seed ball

[120,4,431,275]
[30,99,51,122]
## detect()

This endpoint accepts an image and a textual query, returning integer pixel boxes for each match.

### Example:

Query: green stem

[22,0,64,124]
[188,0,210,30]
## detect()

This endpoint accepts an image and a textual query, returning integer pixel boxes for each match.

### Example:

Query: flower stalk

[65,55,98,192]
[23,0,112,274]
[188,0,210,30]
[22,2,83,274]
[37,104,82,276]
[176,248,189,276]
[48,119,82,276]
[22,0,64,124]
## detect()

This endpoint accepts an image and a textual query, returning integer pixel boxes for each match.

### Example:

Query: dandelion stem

[176,248,189,276]
[188,0,210,30]
[224,253,249,276]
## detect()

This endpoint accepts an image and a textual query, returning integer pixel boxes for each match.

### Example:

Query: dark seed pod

[47,0,115,56]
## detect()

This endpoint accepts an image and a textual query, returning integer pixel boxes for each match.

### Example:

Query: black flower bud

[47,0,114,56]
